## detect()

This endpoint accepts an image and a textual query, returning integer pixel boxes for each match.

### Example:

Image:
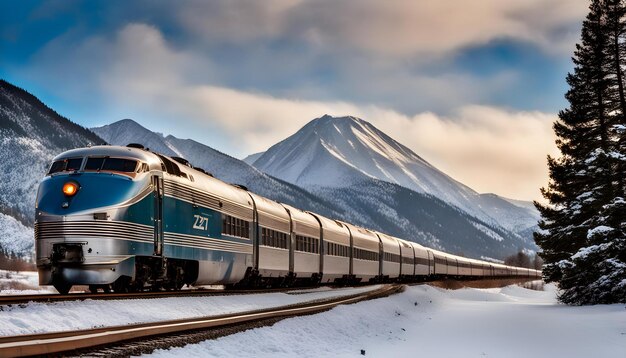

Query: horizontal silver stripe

[166,230,250,243]
[165,232,251,247]
[37,220,153,229]
[164,240,252,254]
[36,220,153,242]
[164,232,252,253]
[164,237,251,252]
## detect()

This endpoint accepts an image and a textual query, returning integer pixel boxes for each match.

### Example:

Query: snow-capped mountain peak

[252,115,539,237]
[255,115,474,205]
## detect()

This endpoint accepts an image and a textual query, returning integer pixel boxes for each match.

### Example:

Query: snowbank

[0,270,53,295]
[0,285,380,336]
[148,283,626,358]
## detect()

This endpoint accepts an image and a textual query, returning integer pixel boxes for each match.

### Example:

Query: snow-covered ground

[147,283,626,358]
[0,285,380,336]
[0,270,53,295]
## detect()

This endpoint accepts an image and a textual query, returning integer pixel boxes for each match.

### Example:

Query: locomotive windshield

[48,158,83,174]
[85,157,138,172]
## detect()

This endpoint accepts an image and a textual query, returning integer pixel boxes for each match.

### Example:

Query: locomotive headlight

[62,181,80,197]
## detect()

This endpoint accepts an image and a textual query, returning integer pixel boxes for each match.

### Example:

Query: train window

[260,227,288,249]
[85,157,138,172]
[85,157,105,170]
[48,160,64,174]
[136,163,144,173]
[295,235,319,254]
[48,158,83,174]
[326,243,350,258]
[156,154,183,177]
[102,158,137,172]
[222,214,250,239]
[66,158,83,171]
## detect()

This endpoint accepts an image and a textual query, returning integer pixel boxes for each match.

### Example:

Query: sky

[0,0,590,201]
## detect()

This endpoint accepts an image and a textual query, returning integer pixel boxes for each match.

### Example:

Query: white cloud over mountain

[26,22,558,200]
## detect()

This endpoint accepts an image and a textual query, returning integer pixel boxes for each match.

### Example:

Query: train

[35,144,541,294]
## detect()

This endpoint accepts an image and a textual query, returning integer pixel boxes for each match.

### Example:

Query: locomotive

[35,145,540,294]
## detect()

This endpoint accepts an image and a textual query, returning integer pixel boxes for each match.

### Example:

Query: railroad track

[0,284,403,357]
[0,277,538,305]
[0,286,313,305]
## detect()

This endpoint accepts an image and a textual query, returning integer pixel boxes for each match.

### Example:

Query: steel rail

[0,276,538,305]
[0,284,402,357]
[0,286,314,305]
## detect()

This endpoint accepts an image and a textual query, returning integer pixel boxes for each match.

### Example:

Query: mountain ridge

[0,79,106,255]
[91,119,344,220]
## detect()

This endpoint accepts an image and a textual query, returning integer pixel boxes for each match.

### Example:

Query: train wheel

[89,285,99,294]
[112,276,131,293]
[54,282,72,295]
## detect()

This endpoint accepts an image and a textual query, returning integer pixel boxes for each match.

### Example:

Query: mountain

[0,79,105,256]
[252,115,539,237]
[242,151,264,165]
[312,180,533,258]
[95,118,535,259]
[91,120,341,218]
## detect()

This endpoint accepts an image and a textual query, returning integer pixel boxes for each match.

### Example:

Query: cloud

[368,107,558,201]
[19,1,583,117]
[126,83,558,202]
[178,0,587,57]
[26,23,558,201]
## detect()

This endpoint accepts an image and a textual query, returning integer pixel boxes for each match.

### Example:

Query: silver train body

[35,145,541,293]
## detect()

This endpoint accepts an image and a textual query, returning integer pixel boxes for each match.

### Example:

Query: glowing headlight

[62,181,79,197]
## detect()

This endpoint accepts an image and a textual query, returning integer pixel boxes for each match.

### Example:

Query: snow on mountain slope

[90,119,178,156]
[0,213,33,257]
[252,115,538,239]
[0,80,103,255]
[313,179,533,258]
[92,120,341,218]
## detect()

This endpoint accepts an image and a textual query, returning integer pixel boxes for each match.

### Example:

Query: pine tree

[535,0,626,305]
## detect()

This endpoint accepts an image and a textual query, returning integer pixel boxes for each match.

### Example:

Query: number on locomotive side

[193,214,209,231]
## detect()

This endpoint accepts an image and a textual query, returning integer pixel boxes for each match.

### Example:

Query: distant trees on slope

[0,245,34,271]
[504,251,543,270]
[535,0,626,305]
